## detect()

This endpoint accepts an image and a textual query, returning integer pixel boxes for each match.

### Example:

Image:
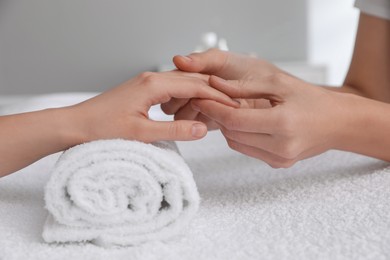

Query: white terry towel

[42,139,200,247]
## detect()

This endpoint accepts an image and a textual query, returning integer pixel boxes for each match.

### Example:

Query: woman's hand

[164,49,365,168]
[0,70,238,177]
[165,11,390,167]
[191,73,349,168]
[69,70,238,143]
[161,49,280,130]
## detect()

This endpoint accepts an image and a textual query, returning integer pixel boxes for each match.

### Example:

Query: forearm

[337,14,390,103]
[0,107,82,177]
[334,92,390,161]
[321,85,366,96]
[0,70,234,177]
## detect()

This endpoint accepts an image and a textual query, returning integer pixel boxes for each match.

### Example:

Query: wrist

[49,106,87,150]
[331,92,390,161]
[330,92,362,151]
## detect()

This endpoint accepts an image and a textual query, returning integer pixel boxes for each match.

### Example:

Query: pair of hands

[72,49,347,168]
[162,49,350,168]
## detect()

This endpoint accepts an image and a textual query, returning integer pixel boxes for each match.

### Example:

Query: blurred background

[0,0,359,95]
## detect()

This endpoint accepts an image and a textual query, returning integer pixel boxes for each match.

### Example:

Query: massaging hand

[161,49,279,129]
[163,49,350,168]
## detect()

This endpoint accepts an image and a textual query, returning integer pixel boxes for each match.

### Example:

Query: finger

[173,49,254,80]
[238,98,273,109]
[160,70,210,82]
[173,102,220,130]
[174,101,199,121]
[220,126,274,151]
[160,98,189,115]
[140,73,240,108]
[225,138,296,169]
[209,75,285,100]
[138,119,207,142]
[220,126,299,160]
[191,99,277,133]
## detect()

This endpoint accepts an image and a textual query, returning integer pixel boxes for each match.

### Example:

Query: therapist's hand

[161,49,279,129]
[70,70,238,143]
[166,49,351,168]
[192,74,349,168]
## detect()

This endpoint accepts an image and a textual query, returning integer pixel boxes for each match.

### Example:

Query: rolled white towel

[42,139,200,247]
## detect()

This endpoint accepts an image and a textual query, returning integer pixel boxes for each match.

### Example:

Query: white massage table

[0,94,389,260]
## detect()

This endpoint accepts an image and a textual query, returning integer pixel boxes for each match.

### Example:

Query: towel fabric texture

[1,94,390,259]
[42,139,199,247]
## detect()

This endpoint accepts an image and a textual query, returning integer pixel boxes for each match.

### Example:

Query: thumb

[140,120,207,142]
[173,48,252,80]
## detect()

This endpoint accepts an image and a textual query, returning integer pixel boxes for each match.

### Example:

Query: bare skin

[0,71,238,177]
[162,13,390,168]
[1,13,388,175]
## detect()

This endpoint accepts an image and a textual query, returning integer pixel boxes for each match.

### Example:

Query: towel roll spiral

[42,139,200,247]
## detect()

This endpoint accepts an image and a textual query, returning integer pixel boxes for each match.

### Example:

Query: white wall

[0,0,307,95]
[0,1,362,94]
[307,0,360,85]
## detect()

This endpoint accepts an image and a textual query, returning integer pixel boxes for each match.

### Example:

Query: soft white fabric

[355,0,390,20]
[42,139,199,247]
[1,94,390,259]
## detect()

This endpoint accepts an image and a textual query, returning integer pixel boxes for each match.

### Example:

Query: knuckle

[168,123,179,138]
[168,122,186,139]
[270,72,289,85]
[138,72,159,86]
[279,159,296,168]
[268,158,296,169]
[138,71,155,80]
[268,72,295,96]
[206,48,229,74]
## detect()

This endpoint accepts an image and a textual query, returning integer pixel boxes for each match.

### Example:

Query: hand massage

[0,0,389,259]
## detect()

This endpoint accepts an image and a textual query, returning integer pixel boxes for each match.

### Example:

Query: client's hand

[70,70,238,143]
[0,70,238,177]
[165,49,351,168]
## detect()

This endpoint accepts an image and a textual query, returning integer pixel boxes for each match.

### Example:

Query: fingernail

[192,123,207,138]
[233,99,241,106]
